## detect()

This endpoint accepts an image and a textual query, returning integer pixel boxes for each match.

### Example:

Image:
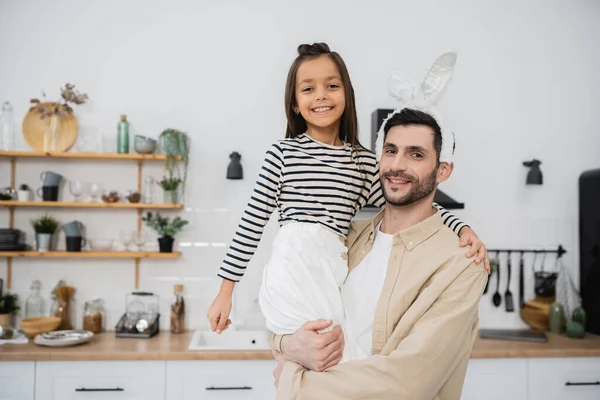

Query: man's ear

[436,162,454,184]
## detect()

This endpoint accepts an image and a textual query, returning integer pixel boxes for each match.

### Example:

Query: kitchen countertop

[1,331,600,362]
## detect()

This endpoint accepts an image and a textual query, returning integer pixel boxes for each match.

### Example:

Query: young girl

[207,43,487,361]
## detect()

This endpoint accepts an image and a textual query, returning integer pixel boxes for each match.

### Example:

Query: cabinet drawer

[166,360,276,400]
[35,361,166,400]
[461,359,527,400]
[0,362,35,400]
[528,357,600,400]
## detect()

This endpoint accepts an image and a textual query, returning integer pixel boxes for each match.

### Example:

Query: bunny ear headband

[375,51,458,163]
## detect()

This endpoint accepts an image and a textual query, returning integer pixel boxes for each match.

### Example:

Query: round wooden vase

[22,102,78,152]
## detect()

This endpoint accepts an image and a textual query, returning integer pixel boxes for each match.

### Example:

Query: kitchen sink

[188,329,271,351]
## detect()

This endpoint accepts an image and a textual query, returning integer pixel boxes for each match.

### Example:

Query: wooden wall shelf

[0,251,181,259]
[0,201,183,209]
[0,150,179,161]
[0,149,185,289]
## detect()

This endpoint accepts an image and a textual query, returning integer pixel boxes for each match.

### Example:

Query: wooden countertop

[1,331,600,362]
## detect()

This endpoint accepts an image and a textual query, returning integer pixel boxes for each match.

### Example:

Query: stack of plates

[34,330,94,347]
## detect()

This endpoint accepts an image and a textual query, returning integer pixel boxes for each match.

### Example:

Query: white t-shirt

[342,223,393,356]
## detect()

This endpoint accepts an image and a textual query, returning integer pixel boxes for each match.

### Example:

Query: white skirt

[259,222,367,362]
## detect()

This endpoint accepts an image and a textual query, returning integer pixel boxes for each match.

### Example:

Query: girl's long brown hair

[284,43,363,150]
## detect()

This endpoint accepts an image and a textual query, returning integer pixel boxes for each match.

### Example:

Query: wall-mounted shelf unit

[0,150,183,289]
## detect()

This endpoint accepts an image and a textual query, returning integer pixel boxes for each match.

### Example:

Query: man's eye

[384,149,396,154]
[411,153,423,158]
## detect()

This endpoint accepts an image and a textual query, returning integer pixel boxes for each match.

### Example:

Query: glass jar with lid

[83,298,105,333]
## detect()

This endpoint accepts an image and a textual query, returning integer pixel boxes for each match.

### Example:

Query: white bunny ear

[418,51,457,106]
[388,71,419,103]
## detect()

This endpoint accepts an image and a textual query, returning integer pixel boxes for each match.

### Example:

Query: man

[270,108,488,399]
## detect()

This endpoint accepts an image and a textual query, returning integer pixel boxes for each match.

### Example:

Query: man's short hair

[382,109,443,162]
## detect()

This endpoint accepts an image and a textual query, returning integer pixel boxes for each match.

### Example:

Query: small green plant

[0,292,19,315]
[142,212,188,238]
[31,214,60,234]
[158,176,182,191]
[158,128,190,197]
[19,184,29,191]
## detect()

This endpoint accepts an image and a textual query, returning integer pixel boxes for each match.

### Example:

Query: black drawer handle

[75,387,124,392]
[565,381,600,386]
[205,386,252,391]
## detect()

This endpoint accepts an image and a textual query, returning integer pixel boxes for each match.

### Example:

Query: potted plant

[31,214,60,252]
[18,184,31,202]
[0,287,19,328]
[158,176,182,204]
[158,129,190,200]
[142,212,189,253]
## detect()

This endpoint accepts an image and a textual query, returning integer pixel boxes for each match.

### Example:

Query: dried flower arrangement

[29,83,88,119]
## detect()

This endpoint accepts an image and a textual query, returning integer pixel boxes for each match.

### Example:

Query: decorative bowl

[20,316,61,338]
[134,135,157,154]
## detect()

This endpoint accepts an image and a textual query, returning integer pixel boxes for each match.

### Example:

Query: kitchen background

[0,0,598,332]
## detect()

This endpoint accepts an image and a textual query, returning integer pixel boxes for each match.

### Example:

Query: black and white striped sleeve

[218,143,284,282]
[367,162,386,208]
[433,203,467,234]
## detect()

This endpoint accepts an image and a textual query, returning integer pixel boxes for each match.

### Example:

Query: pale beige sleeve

[276,263,487,400]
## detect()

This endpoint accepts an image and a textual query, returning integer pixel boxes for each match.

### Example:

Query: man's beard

[380,167,438,207]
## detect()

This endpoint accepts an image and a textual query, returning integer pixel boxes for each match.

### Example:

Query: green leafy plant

[158,176,182,191]
[19,184,29,191]
[142,212,189,238]
[31,214,60,234]
[0,292,19,315]
[158,128,190,197]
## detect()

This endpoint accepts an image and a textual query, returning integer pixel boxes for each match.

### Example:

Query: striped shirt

[218,134,466,282]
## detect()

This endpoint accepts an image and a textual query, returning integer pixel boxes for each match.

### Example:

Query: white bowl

[89,239,114,252]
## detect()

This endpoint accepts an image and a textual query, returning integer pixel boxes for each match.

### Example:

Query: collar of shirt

[366,208,444,251]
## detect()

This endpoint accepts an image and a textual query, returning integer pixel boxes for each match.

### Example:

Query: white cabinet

[0,362,35,400]
[461,359,528,400]
[35,361,166,400]
[166,360,276,400]
[528,357,600,400]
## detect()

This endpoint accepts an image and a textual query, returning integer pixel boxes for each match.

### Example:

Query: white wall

[0,0,599,331]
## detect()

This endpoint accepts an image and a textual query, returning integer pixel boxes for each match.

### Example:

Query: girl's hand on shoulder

[459,227,490,273]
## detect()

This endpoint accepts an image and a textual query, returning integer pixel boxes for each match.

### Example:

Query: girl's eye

[329,84,340,89]
[301,87,313,92]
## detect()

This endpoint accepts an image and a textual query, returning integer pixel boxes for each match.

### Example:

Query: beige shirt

[272,209,488,400]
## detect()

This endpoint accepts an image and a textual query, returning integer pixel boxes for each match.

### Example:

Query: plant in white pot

[18,184,31,202]
[31,214,60,252]
[142,212,188,253]
[158,176,182,204]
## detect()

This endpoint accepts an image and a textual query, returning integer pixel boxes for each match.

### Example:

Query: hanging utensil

[492,252,502,307]
[505,251,515,312]
[519,251,525,309]
[484,251,497,294]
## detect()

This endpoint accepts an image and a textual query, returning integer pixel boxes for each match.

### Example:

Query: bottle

[117,115,130,154]
[0,101,15,151]
[25,280,45,318]
[549,301,565,334]
[170,284,185,333]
